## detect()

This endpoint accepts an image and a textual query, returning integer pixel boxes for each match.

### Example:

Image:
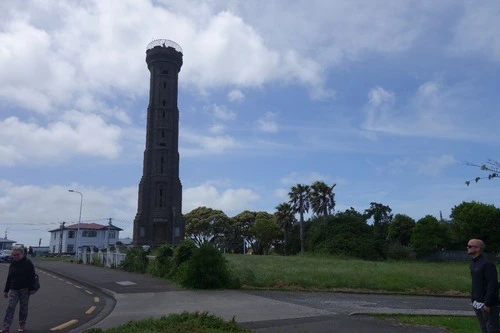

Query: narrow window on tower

[162,130,165,138]
[162,100,166,106]
[163,82,166,89]
[161,157,164,174]
[162,111,165,118]
[159,189,163,207]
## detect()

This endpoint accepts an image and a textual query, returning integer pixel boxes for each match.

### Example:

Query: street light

[68,190,83,260]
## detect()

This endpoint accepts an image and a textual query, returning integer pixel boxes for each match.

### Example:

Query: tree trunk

[299,211,305,254]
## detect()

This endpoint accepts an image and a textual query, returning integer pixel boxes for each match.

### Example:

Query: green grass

[384,315,479,333]
[225,254,470,295]
[83,312,250,333]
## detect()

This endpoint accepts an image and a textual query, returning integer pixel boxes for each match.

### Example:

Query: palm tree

[309,181,336,217]
[288,184,310,254]
[274,202,296,255]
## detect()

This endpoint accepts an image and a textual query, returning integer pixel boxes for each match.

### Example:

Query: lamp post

[68,190,83,260]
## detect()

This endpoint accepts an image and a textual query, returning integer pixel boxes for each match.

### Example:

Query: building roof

[0,238,16,243]
[48,223,123,232]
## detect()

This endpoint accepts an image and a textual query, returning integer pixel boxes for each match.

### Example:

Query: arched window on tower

[159,188,163,207]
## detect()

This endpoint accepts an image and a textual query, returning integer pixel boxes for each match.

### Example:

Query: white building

[48,222,123,254]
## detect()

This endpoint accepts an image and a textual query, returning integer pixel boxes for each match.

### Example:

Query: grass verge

[83,312,250,333]
[225,254,470,295]
[381,315,479,333]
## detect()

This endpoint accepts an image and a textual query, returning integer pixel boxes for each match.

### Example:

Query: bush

[83,311,250,333]
[147,244,173,278]
[172,240,197,272]
[386,242,416,260]
[120,247,148,273]
[176,243,239,289]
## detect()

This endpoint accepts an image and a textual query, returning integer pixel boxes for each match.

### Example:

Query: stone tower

[133,39,184,246]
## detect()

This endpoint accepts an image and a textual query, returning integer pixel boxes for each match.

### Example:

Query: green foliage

[410,215,448,257]
[309,181,336,216]
[147,244,173,278]
[450,201,500,251]
[177,243,239,289]
[83,311,251,333]
[184,207,231,247]
[120,247,148,273]
[288,184,311,254]
[172,240,197,272]
[307,214,382,260]
[386,242,416,260]
[274,202,296,255]
[387,214,416,246]
[247,217,281,255]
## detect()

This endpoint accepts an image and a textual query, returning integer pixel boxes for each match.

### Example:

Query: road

[0,263,111,332]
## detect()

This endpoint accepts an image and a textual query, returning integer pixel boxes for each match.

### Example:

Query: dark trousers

[474,305,500,333]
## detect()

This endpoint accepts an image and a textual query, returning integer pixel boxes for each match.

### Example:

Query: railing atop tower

[146,39,183,54]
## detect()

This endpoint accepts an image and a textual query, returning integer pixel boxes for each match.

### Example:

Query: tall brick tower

[133,39,184,246]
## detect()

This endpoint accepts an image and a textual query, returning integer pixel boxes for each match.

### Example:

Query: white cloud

[209,123,226,134]
[0,112,122,166]
[0,181,137,245]
[227,89,245,102]
[212,104,236,121]
[449,2,500,61]
[257,112,278,133]
[180,129,238,156]
[183,183,259,215]
[280,172,331,186]
[362,81,488,141]
[418,154,457,176]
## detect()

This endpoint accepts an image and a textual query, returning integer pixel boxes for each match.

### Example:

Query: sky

[1,0,500,247]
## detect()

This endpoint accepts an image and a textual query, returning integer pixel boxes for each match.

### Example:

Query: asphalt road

[0,263,110,332]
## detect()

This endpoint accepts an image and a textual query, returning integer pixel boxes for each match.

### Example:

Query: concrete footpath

[34,260,473,333]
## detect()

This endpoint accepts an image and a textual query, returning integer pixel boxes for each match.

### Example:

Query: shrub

[83,311,250,333]
[176,243,239,289]
[386,242,416,260]
[172,240,197,272]
[120,247,148,273]
[147,244,173,278]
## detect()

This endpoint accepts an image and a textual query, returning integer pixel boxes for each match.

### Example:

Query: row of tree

[184,180,500,259]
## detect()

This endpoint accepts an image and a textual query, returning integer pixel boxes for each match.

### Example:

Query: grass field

[225,254,470,295]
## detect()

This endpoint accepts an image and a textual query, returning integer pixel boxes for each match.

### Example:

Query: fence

[77,248,127,268]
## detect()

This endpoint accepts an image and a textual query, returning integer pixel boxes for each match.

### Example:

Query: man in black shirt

[468,239,500,333]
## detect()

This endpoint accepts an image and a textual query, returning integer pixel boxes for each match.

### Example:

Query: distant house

[48,222,123,254]
[118,237,133,245]
[0,238,16,250]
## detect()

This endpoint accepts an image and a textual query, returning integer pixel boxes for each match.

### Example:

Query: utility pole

[108,218,112,248]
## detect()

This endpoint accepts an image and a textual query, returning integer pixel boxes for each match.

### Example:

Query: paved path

[34,260,473,333]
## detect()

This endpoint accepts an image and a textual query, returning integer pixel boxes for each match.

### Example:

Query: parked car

[0,250,13,263]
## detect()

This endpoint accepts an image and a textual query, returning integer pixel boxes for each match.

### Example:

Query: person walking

[468,239,500,333]
[2,246,36,333]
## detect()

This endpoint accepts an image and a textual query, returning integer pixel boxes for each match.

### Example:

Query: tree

[410,215,448,257]
[274,202,296,255]
[450,201,500,252]
[387,214,416,246]
[364,202,393,257]
[309,181,336,217]
[288,184,310,254]
[184,207,230,247]
[465,159,500,186]
[232,210,275,254]
[248,217,281,255]
[307,214,381,260]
